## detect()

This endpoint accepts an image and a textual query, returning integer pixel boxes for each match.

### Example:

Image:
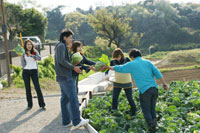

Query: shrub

[83,45,114,58]
[1,79,8,87]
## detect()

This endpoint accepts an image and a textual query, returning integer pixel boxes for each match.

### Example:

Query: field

[83,81,200,132]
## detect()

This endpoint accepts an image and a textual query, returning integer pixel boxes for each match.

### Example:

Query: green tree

[89,9,131,47]
[4,2,24,40]
[20,8,47,41]
[64,12,96,45]
[46,6,65,40]
[130,32,144,47]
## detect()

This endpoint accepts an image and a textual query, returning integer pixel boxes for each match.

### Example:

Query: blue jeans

[72,72,79,94]
[58,78,81,126]
[139,87,158,127]
[112,87,137,115]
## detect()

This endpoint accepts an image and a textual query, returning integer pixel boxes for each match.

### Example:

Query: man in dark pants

[107,48,168,132]
[54,29,89,129]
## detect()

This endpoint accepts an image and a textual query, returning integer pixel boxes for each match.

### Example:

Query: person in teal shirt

[107,48,168,133]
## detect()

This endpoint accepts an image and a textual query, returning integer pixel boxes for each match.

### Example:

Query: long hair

[112,48,125,60]
[24,40,36,54]
[71,41,83,55]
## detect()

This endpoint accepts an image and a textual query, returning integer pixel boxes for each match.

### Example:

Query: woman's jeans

[22,69,45,108]
[58,77,81,126]
[112,87,137,115]
[139,87,158,127]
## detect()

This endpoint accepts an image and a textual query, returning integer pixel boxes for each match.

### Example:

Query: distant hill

[157,49,200,67]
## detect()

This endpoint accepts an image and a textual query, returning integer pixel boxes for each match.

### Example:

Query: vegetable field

[82,81,200,132]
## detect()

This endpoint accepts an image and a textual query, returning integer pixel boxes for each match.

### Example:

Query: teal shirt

[114,57,163,94]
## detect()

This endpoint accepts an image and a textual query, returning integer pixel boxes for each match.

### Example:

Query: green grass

[144,51,170,60]
[167,49,200,64]
[79,70,96,81]
[160,65,200,73]
[157,48,200,67]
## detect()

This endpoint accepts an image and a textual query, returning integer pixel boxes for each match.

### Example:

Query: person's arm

[56,44,74,70]
[149,61,168,90]
[80,64,90,72]
[21,54,26,67]
[32,50,41,61]
[108,62,132,73]
[149,61,162,79]
[105,60,113,75]
[82,56,96,65]
[158,77,168,90]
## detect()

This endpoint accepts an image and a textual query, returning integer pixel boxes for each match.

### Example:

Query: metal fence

[0,40,18,77]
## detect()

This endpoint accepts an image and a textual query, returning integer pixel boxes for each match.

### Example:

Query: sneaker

[74,119,89,129]
[26,107,32,110]
[63,122,72,127]
[40,107,46,111]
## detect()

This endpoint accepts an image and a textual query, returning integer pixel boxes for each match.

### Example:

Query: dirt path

[0,96,89,133]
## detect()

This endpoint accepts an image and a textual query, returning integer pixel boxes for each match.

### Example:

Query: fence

[0,40,18,78]
[0,40,84,78]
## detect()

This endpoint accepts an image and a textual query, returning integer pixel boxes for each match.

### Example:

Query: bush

[1,79,8,87]
[83,45,114,58]
[168,43,200,51]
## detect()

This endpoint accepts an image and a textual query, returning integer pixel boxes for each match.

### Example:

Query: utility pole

[0,0,11,86]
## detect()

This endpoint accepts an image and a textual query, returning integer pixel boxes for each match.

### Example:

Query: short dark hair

[112,48,125,60]
[59,29,74,42]
[128,48,142,58]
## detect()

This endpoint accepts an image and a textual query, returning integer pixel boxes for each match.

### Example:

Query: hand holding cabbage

[71,52,83,65]
[94,54,110,72]
[13,44,25,56]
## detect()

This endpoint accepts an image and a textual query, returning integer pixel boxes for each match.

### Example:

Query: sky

[6,0,200,14]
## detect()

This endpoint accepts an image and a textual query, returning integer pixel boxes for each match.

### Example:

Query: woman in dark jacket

[71,41,96,94]
[106,48,136,116]
[21,40,45,110]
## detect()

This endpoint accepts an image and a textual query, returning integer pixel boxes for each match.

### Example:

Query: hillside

[156,49,200,68]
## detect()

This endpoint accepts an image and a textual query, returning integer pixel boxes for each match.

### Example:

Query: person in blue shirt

[71,41,96,94]
[106,48,168,132]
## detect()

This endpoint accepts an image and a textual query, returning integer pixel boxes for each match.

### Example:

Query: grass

[160,65,200,73]
[39,78,60,90]
[167,49,200,64]
[157,49,200,67]
[79,70,96,81]
[144,51,170,60]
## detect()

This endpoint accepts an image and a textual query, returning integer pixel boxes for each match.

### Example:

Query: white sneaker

[63,122,72,127]
[74,119,89,129]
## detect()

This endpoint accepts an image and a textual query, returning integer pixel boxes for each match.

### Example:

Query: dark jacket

[72,54,96,76]
[54,42,74,78]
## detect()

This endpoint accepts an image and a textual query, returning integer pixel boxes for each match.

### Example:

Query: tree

[4,2,24,40]
[46,6,65,40]
[64,12,96,45]
[20,8,47,41]
[65,12,87,38]
[130,32,143,47]
[89,9,131,47]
